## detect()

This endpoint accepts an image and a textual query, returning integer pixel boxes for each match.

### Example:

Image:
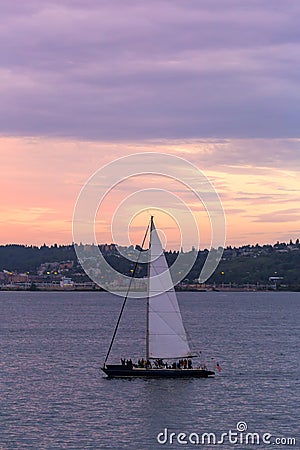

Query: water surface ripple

[1,291,299,449]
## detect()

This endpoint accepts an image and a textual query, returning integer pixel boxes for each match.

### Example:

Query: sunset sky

[1,1,299,249]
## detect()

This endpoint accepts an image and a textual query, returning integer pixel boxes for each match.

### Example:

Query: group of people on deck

[152,358,193,369]
[171,359,193,369]
[120,358,133,369]
[120,357,193,369]
[137,358,152,368]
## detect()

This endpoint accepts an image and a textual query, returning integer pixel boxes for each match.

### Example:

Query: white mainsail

[147,218,192,359]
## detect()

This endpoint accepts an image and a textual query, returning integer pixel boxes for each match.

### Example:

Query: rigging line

[104,221,150,365]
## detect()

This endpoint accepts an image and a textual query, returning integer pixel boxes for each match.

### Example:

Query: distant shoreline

[1,286,299,293]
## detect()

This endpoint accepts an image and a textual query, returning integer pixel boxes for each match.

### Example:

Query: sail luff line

[104,222,150,365]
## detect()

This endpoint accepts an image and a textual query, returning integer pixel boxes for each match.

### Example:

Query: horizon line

[0,238,298,251]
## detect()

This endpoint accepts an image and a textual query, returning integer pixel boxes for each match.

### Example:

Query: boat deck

[102,365,215,378]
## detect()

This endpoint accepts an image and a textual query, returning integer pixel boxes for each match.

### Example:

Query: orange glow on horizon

[1,136,299,248]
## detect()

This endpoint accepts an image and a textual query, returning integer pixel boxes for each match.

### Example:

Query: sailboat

[101,217,215,378]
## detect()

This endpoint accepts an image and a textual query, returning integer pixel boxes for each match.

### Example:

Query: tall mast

[146,215,154,361]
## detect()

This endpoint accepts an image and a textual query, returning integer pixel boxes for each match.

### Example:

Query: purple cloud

[252,208,300,223]
[0,0,300,139]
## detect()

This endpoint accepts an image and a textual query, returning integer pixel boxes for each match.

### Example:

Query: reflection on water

[1,291,299,449]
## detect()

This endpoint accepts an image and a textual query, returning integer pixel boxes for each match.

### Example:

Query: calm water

[1,291,299,449]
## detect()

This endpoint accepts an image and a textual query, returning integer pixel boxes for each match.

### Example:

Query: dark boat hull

[102,365,215,378]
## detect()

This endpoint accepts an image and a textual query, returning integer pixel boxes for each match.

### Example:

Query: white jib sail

[148,220,192,359]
